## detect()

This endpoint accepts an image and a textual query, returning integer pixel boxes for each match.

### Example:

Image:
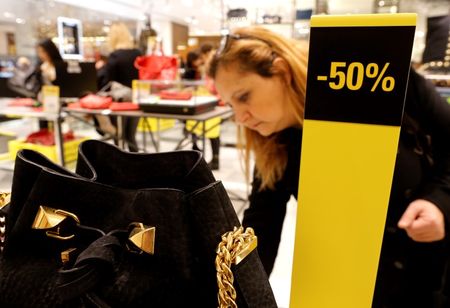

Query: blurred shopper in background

[102,22,142,152]
[199,43,221,170]
[199,43,216,77]
[182,48,221,170]
[208,26,450,308]
[36,39,66,88]
[35,38,67,128]
[182,50,203,80]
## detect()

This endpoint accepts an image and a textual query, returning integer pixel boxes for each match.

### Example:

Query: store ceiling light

[182,0,194,7]
[15,18,26,24]
[3,12,14,18]
[184,16,198,24]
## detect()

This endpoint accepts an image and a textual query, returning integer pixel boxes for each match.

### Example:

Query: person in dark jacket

[182,49,222,170]
[36,38,67,88]
[35,38,68,128]
[199,43,222,170]
[102,22,142,152]
[182,50,203,80]
[372,68,450,308]
[208,26,450,308]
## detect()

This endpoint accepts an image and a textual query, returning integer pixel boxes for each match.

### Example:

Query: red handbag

[25,129,75,146]
[67,102,82,109]
[159,91,192,100]
[79,94,112,109]
[109,102,139,111]
[8,98,36,107]
[134,55,178,81]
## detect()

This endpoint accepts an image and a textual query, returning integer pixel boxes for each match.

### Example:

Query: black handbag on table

[0,140,277,308]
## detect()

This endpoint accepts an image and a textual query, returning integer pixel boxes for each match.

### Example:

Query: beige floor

[0,117,297,307]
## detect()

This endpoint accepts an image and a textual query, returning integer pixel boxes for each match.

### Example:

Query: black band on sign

[304,26,416,126]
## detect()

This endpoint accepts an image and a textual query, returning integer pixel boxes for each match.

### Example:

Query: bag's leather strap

[233,251,278,308]
[57,232,124,306]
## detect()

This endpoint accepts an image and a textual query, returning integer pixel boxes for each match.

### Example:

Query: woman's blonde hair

[208,27,308,190]
[108,23,134,51]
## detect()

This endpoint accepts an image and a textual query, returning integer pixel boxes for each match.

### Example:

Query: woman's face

[215,63,298,136]
[37,46,50,63]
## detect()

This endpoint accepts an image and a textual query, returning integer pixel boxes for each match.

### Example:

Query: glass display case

[133,79,219,115]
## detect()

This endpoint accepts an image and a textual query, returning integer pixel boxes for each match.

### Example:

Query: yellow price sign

[42,85,60,113]
[317,62,395,92]
[291,13,416,308]
[132,80,151,103]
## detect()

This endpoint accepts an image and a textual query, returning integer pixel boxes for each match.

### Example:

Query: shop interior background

[0,0,449,64]
[0,1,449,307]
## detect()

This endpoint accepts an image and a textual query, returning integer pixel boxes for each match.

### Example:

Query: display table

[63,105,234,154]
[0,98,66,165]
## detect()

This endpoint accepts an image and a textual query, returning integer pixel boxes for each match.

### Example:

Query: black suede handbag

[0,140,277,308]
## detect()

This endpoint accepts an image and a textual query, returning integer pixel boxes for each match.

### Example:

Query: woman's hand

[397,199,445,242]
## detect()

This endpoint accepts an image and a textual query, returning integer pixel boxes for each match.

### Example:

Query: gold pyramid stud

[32,206,79,230]
[129,223,156,255]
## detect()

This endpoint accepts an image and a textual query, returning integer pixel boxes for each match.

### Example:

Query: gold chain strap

[0,192,11,253]
[215,226,257,308]
[0,214,5,252]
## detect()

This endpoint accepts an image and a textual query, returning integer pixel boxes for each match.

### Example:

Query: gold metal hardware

[235,235,258,266]
[61,247,77,264]
[32,206,80,240]
[0,192,11,253]
[128,222,155,255]
[0,192,11,209]
[215,227,258,308]
[0,214,5,253]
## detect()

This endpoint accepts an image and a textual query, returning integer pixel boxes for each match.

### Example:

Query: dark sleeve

[242,168,292,274]
[245,170,292,222]
[182,68,196,80]
[97,65,109,90]
[52,61,68,87]
[103,52,118,85]
[410,69,450,220]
